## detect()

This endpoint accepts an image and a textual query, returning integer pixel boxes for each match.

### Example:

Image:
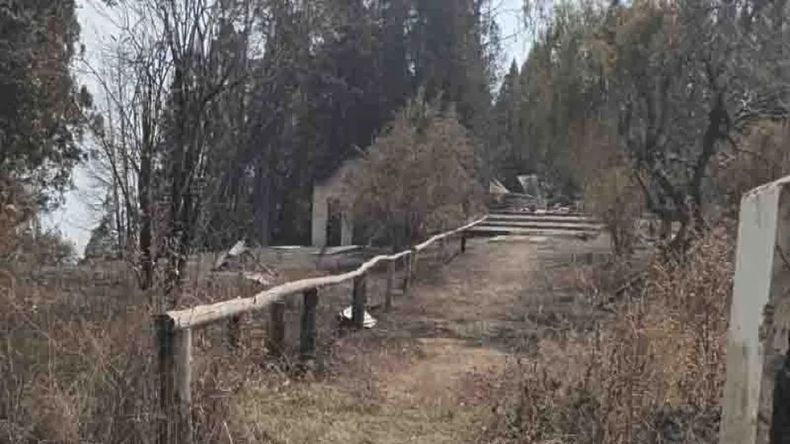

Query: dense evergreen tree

[195,0,504,248]
[492,60,523,189]
[0,0,87,205]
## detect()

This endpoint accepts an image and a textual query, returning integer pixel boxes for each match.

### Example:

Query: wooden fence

[155,217,486,443]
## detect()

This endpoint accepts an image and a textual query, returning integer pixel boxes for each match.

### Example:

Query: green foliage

[509,0,790,247]
[507,1,605,195]
[492,61,524,188]
[0,0,86,205]
[202,0,502,247]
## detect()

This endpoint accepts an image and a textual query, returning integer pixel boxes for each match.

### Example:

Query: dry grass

[0,252,276,442]
[233,333,497,444]
[483,227,733,444]
[235,381,488,444]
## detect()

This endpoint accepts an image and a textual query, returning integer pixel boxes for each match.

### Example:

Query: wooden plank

[352,275,367,329]
[311,245,362,256]
[468,226,599,237]
[480,220,604,230]
[167,216,486,329]
[300,289,318,361]
[486,213,599,223]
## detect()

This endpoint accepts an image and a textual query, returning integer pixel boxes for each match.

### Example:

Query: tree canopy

[0,0,87,205]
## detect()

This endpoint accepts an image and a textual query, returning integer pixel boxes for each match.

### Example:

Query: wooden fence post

[461,232,467,253]
[720,176,790,443]
[269,300,286,357]
[352,274,367,329]
[227,315,241,349]
[402,252,412,295]
[156,315,193,444]
[300,288,318,361]
[385,260,395,312]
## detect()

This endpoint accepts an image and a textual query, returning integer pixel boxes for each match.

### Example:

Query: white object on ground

[339,306,377,328]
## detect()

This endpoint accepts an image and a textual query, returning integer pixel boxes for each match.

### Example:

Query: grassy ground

[231,235,613,443]
[2,233,620,443]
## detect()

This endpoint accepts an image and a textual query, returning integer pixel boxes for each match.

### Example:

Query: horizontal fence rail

[166,216,486,329]
[155,216,486,444]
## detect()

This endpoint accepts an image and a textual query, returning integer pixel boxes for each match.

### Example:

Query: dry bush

[569,121,644,256]
[714,121,790,218]
[0,257,275,442]
[347,97,485,248]
[484,227,733,443]
[585,166,644,256]
[0,177,35,262]
[0,176,75,266]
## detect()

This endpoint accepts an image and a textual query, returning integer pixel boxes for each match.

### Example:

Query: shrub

[347,97,484,248]
[484,227,733,443]
[568,120,644,256]
[714,121,790,218]
[584,165,644,256]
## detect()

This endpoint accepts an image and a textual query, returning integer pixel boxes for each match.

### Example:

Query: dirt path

[235,236,604,443]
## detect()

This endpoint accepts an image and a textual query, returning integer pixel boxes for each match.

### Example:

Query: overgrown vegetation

[77,0,502,305]
[477,1,790,439]
[3,0,790,441]
[495,0,789,250]
[348,98,484,248]
[484,228,733,443]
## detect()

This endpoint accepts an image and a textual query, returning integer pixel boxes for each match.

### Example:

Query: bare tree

[84,0,255,307]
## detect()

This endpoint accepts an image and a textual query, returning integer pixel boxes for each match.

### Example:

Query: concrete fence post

[720,176,790,444]
[156,316,193,444]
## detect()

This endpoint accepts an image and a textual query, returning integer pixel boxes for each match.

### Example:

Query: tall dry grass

[484,227,733,444]
[0,220,273,444]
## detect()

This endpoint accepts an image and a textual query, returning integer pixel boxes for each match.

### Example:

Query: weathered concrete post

[720,176,790,444]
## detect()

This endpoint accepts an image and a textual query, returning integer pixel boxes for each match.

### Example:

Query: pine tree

[493,60,523,188]
[0,0,87,205]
